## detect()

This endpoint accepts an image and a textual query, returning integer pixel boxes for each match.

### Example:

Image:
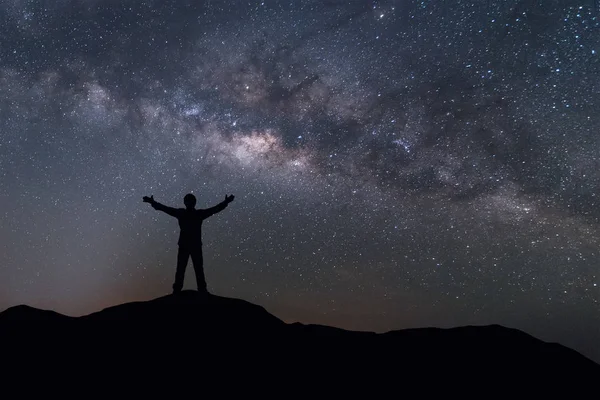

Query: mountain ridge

[1,290,598,391]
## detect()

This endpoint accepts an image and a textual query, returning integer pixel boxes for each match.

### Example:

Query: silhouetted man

[143,193,235,294]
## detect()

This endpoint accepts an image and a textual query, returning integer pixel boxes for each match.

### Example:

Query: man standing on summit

[143,193,235,294]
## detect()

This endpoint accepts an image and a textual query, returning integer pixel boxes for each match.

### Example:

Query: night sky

[1,0,599,362]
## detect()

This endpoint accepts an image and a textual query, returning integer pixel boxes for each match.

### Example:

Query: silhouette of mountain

[1,291,597,393]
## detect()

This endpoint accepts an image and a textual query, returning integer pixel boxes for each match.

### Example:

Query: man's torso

[176,209,205,247]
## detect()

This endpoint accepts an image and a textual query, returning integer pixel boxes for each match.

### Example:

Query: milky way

[0,0,599,362]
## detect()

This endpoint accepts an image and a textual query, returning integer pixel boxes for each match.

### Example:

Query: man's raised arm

[202,194,235,218]
[143,195,180,218]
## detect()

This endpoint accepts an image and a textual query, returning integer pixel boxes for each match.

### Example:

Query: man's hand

[225,194,235,203]
[143,195,155,204]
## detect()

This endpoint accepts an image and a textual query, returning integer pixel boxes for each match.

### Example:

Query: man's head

[184,193,196,209]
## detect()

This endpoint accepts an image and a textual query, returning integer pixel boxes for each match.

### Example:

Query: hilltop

[1,290,597,393]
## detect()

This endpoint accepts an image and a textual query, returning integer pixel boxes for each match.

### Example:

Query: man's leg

[190,248,207,293]
[173,246,190,293]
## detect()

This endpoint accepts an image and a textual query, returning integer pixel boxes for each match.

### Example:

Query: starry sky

[1,0,599,362]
